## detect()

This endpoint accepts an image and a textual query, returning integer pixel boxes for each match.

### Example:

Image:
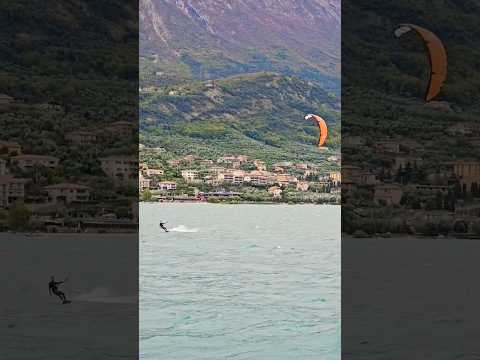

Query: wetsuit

[159,223,168,232]
[49,280,67,302]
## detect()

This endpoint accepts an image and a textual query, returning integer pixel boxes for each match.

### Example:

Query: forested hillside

[343,0,480,108]
[343,0,480,158]
[140,72,340,163]
[140,0,341,161]
[0,1,137,113]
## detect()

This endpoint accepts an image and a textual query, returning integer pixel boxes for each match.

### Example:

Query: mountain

[140,0,340,90]
[343,0,480,109]
[0,1,138,114]
[0,1,139,227]
[140,72,340,162]
[342,1,480,173]
[140,0,341,162]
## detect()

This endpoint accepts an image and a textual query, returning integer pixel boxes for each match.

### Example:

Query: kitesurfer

[159,222,169,232]
[49,276,68,303]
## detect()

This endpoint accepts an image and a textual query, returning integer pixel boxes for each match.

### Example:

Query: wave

[169,225,199,233]
[73,287,136,304]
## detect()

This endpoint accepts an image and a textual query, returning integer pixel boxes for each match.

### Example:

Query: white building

[245,171,272,186]
[0,176,26,208]
[253,160,267,171]
[11,154,59,171]
[218,170,245,185]
[181,170,199,183]
[139,173,151,192]
[276,174,298,188]
[329,171,341,186]
[157,181,177,190]
[145,168,164,177]
[296,181,309,191]
[44,183,91,204]
[375,140,401,154]
[65,131,97,146]
[100,156,139,186]
[268,186,283,198]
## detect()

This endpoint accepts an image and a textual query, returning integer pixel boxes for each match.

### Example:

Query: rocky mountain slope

[140,0,341,161]
[140,0,340,89]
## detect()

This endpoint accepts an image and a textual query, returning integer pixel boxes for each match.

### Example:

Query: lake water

[342,236,480,359]
[0,234,137,359]
[140,203,340,360]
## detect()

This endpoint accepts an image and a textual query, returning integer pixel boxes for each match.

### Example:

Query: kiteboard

[62,300,72,304]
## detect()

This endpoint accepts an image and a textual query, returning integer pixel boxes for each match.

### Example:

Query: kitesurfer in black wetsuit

[49,276,68,302]
[159,222,168,232]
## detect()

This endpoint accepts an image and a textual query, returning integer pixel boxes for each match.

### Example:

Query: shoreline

[141,201,340,205]
[342,233,480,240]
[0,232,137,238]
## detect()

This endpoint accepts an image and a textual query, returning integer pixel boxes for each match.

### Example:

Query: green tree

[141,189,153,202]
[7,204,32,231]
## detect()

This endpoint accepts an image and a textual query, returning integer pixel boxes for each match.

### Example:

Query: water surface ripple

[140,204,340,360]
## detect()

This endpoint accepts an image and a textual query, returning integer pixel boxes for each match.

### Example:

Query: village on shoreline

[343,130,480,239]
[1,96,139,233]
[139,151,341,205]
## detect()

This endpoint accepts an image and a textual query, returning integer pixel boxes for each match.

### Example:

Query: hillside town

[0,97,139,233]
[139,150,341,204]
[343,126,480,237]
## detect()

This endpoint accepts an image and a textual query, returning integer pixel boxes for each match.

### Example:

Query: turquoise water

[140,203,340,360]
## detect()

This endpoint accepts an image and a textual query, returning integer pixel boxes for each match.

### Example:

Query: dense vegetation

[342,1,480,234]
[343,0,480,161]
[140,1,341,164]
[0,1,139,228]
[0,1,138,143]
[0,1,138,116]
[140,49,340,94]
[344,0,480,108]
[140,72,340,164]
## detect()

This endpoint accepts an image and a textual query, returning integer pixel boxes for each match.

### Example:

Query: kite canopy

[305,114,328,147]
[395,23,447,102]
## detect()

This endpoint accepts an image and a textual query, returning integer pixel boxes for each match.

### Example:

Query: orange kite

[395,24,447,102]
[305,114,328,147]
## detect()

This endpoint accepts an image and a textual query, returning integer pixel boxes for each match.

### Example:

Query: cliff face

[140,0,340,78]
